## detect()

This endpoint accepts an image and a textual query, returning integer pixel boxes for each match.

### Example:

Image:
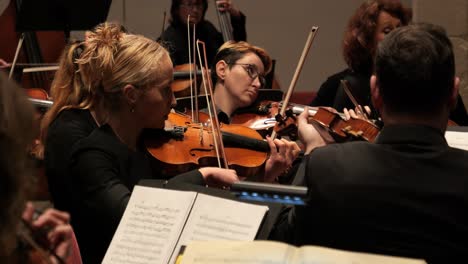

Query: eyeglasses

[180,2,204,10]
[229,63,266,88]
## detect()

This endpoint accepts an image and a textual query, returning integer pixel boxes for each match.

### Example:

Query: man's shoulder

[305,142,377,172]
[310,141,373,157]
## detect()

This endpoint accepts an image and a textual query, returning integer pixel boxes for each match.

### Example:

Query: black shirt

[45,108,98,211]
[270,125,468,263]
[159,14,246,66]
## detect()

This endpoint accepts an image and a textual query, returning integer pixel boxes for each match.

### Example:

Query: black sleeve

[332,84,355,111]
[231,11,247,41]
[450,94,468,126]
[170,169,205,185]
[45,111,96,210]
[159,26,186,66]
[71,149,130,233]
[310,76,341,107]
[268,205,296,243]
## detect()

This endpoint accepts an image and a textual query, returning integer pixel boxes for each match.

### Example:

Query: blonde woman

[41,23,238,263]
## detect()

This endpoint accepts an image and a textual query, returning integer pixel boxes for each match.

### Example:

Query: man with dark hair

[270,23,468,263]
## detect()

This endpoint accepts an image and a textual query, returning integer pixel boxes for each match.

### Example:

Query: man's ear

[215,60,228,80]
[370,75,383,111]
[449,77,460,110]
[122,84,139,106]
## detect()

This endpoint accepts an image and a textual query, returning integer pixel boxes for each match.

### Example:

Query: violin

[231,100,380,142]
[144,112,269,178]
[24,88,52,200]
[300,107,379,142]
[230,101,327,132]
[171,63,201,98]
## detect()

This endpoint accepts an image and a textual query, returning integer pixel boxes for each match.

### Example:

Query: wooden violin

[312,107,379,142]
[144,112,269,178]
[23,88,52,200]
[172,63,201,98]
[231,100,380,142]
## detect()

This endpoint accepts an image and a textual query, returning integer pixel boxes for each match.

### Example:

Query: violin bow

[271,26,319,140]
[161,11,167,37]
[340,79,369,121]
[9,33,25,79]
[197,40,229,169]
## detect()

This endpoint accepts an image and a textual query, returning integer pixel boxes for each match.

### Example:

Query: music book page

[180,241,427,264]
[102,186,269,264]
[170,193,269,264]
[445,131,468,151]
[102,186,196,264]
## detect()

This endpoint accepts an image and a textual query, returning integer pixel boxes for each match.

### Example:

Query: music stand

[16,0,112,32]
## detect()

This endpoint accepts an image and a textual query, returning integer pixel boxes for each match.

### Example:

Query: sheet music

[170,194,269,264]
[295,246,426,264]
[181,241,294,264]
[102,186,197,264]
[445,131,468,151]
[180,241,426,264]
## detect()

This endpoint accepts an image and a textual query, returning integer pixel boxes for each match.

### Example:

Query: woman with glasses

[209,41,301,183]
[159,0,246,66]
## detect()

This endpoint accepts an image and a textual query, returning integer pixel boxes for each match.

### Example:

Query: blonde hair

[39,22,171,156]
[94,33,171,112]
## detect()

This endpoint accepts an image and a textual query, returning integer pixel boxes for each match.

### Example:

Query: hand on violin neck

[199,167,241,188]
[297,107,329,154]
[343,105,371,121]
[263,136,301,183]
